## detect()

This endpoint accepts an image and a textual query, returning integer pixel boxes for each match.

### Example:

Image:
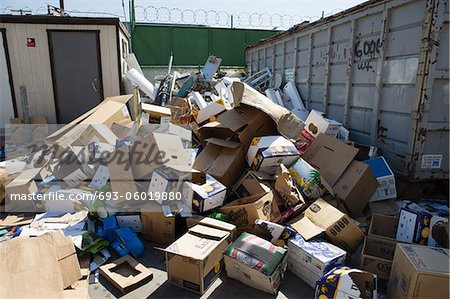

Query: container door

[0,29,16,128]
[48,30,103,123]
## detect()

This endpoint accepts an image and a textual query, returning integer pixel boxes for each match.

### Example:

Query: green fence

[132,24,278,67]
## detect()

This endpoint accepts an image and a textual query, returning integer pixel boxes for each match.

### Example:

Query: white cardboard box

[246,136,299,174]
[287,235,346,288]
[301,110,342,141]
[363,156,397,201]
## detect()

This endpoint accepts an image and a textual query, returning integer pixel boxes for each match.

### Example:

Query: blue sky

[1,0,367,29]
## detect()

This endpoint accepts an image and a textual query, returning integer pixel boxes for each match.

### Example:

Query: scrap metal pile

[0,55,448,299]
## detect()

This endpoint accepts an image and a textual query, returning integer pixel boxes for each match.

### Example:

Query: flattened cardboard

[99,255,153,293]
[165,224,230,294]
[387,244,450,299]
[141,103,172,121]
[289,198,364,253]
[0,231,81,298]
[334,160,379,215]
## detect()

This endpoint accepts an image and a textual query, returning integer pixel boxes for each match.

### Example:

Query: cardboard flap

[188,224,229,240]
[302,134,358,188]
[289,215,324,240]
[206,138,241,149]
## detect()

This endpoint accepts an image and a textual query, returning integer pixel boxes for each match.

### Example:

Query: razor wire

[3,5,343,30]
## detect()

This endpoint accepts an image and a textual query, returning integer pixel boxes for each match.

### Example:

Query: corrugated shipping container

[245,0,449,181]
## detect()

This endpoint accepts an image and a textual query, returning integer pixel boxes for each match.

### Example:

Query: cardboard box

[131,132,189,179]
[147,165,192,204]
[368,214,399,260]
[141,103,171,122]
[140,210,176,245]
[198,105,277,148]
[220,191,275,231]
[387,244,449,299]
[232,170,273,198]
[360,236,393,281]
[99,255,153,293]
[301,110,342,141]
[289,198,364,253]
[315,266,377,299]
[230,82,305,140]
[287,234,346,288]
[334,160,379,215]
[246,136,299,174]
[5,167,41,212]
[194,99,229,124]
[193,140,245,187]
[302,134,358,193]
[396,206,433,244]
[363,156,397,201]
[224,233,288,294]
[288,157,327,201]
[165,224,230,294]
[192,174,226,213]
[107,145,138,202]
[186,215,236,242]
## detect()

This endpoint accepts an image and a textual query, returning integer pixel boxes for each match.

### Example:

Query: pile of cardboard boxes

[0,56,448,299]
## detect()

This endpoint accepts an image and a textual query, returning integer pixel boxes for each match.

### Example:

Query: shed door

[48,30,103,123]
[0,29,15,128]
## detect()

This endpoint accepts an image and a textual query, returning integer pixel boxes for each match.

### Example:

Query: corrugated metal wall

[245,0,449,180]
[132,24,278,66]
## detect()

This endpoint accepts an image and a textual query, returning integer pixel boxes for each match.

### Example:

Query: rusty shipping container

[246,0,449,181]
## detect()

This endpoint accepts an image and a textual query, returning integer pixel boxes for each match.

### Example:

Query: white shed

[0,15,130,125]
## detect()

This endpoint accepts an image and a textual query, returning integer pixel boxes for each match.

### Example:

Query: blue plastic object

[363,156,393,178]
[97,216,119,242]
[113,227,144,258]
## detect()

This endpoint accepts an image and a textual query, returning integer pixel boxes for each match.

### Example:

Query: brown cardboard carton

[302,134,358,193]
[193,140,245,188]
[186,215,236,241]
[220,191,275,231]
[387,244,449,299]
[46,94,133,144]
[107,146,138,202]
[165,225,230,294]
[368,214,400,260]
[360,236,393,281]
[198,105,277,148]
[141,210,176,245]
[131,132,188,179]
[230,82,305,140]
[334,160,379,215]
[141,103,171,122]
[5,167,41,212]
[99,255,153,293]
[289,198,364,252]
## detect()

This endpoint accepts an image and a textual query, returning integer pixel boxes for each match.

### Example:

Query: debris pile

[0,55,448,298]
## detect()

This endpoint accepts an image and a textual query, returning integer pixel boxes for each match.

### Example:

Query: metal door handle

[91,82,98,92]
